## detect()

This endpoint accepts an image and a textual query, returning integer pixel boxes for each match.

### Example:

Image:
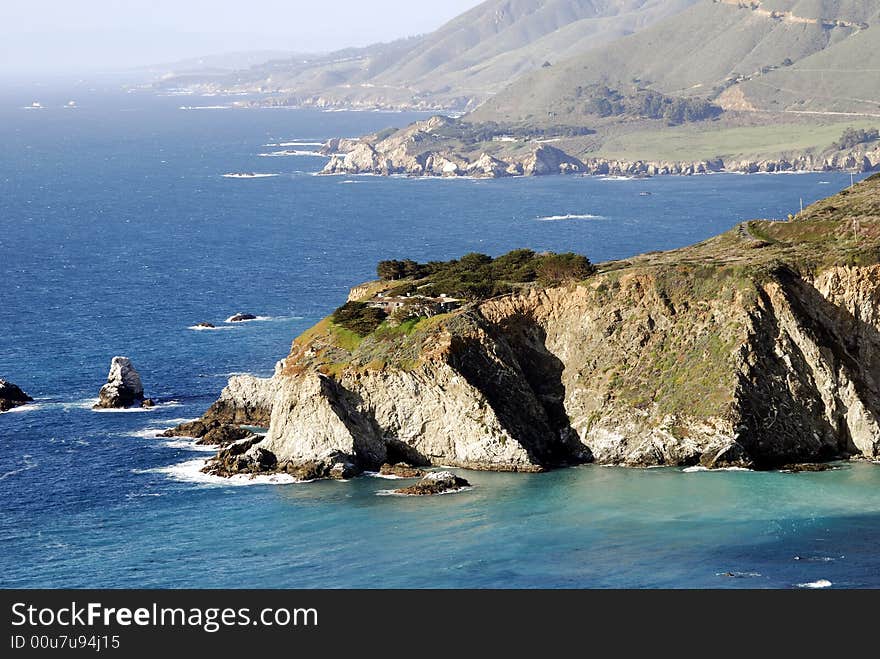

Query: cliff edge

[177,174,880,478]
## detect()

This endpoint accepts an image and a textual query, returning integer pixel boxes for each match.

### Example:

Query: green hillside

[471,0,880,124]
[156,0,697,110]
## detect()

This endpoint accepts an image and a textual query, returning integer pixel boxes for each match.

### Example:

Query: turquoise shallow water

[1,83,877,588]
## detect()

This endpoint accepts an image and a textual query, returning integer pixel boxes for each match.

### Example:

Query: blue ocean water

[1,84,878,589]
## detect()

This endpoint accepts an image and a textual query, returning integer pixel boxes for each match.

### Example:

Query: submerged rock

[201,436,265,476]
[94,357,147,409]
[380,463,427,478]
[195,322,216,329]
[0,379,33,412]
[394,471,471,496]
[780,463,836,473]
[159,419,252,446]
[227,313,257,323]
[199,424,253,446]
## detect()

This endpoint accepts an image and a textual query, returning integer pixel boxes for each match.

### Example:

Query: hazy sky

[0,0,483,75]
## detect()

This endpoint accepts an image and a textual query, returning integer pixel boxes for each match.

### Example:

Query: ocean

[1,83,878,589]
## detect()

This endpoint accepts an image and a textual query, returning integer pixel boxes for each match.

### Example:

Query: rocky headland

[168,175,880,482]
[319,116,880,179]
[94,357,154,409]
[0,379,33,412]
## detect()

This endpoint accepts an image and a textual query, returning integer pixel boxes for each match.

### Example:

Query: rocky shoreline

[163,175,880,484]
[318,117,880,179]
[322,143,880,179]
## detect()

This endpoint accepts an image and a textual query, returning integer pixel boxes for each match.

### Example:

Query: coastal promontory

[171,174,880,479]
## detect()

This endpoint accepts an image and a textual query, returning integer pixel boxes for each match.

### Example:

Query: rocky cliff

[320,117,880,179]
[176,175,880,478]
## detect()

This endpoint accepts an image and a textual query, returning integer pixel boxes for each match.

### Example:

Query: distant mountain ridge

[473,0,880,123]
[317,0,880,179]
[154,0,698,111]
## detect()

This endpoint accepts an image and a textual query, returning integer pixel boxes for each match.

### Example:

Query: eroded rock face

[94,357,145,409]
[0,379,33,412]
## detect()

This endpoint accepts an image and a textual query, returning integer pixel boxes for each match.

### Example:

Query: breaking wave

[535,213,604,222]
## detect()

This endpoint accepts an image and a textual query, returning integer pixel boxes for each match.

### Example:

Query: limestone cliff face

[188,177,880,476]
[196,262,880,475]
[200,370,282,429]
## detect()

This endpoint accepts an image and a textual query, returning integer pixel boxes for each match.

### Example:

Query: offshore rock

[380,463,427,478]
[0,379,33,413]
[394,471,471,495]
[94,357,146,409]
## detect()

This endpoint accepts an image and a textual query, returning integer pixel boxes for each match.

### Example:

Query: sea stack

[0,379,33,412]
[94,357,150,409]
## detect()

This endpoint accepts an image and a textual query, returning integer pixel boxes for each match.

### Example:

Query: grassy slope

[594,117,878,161]
[735,26,880,115]
[471,0,879,126]
[173,1,696,106]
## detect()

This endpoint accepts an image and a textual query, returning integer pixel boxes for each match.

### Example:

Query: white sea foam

[683,466,753,473]
[9,397,95,412]
[365,471,407,480]
[187,324,235,331]
[222,173,278,179]
[3,403,41,413]
[797,579,832,589]
[179,105,229,110]
[264,141,324,147]
[92,400,181,414]
[600,176,636,181]
[64,397,100,410]
[224,314,272,323]
[793,555,841,562]
[258,150,328,158]
[716,571,762,578]
[535,213,604,222]
[128,428,165,439]
[161,439,218,452]
[138,459,301,486]
[0,455,38,481]
[376,486,473,497]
